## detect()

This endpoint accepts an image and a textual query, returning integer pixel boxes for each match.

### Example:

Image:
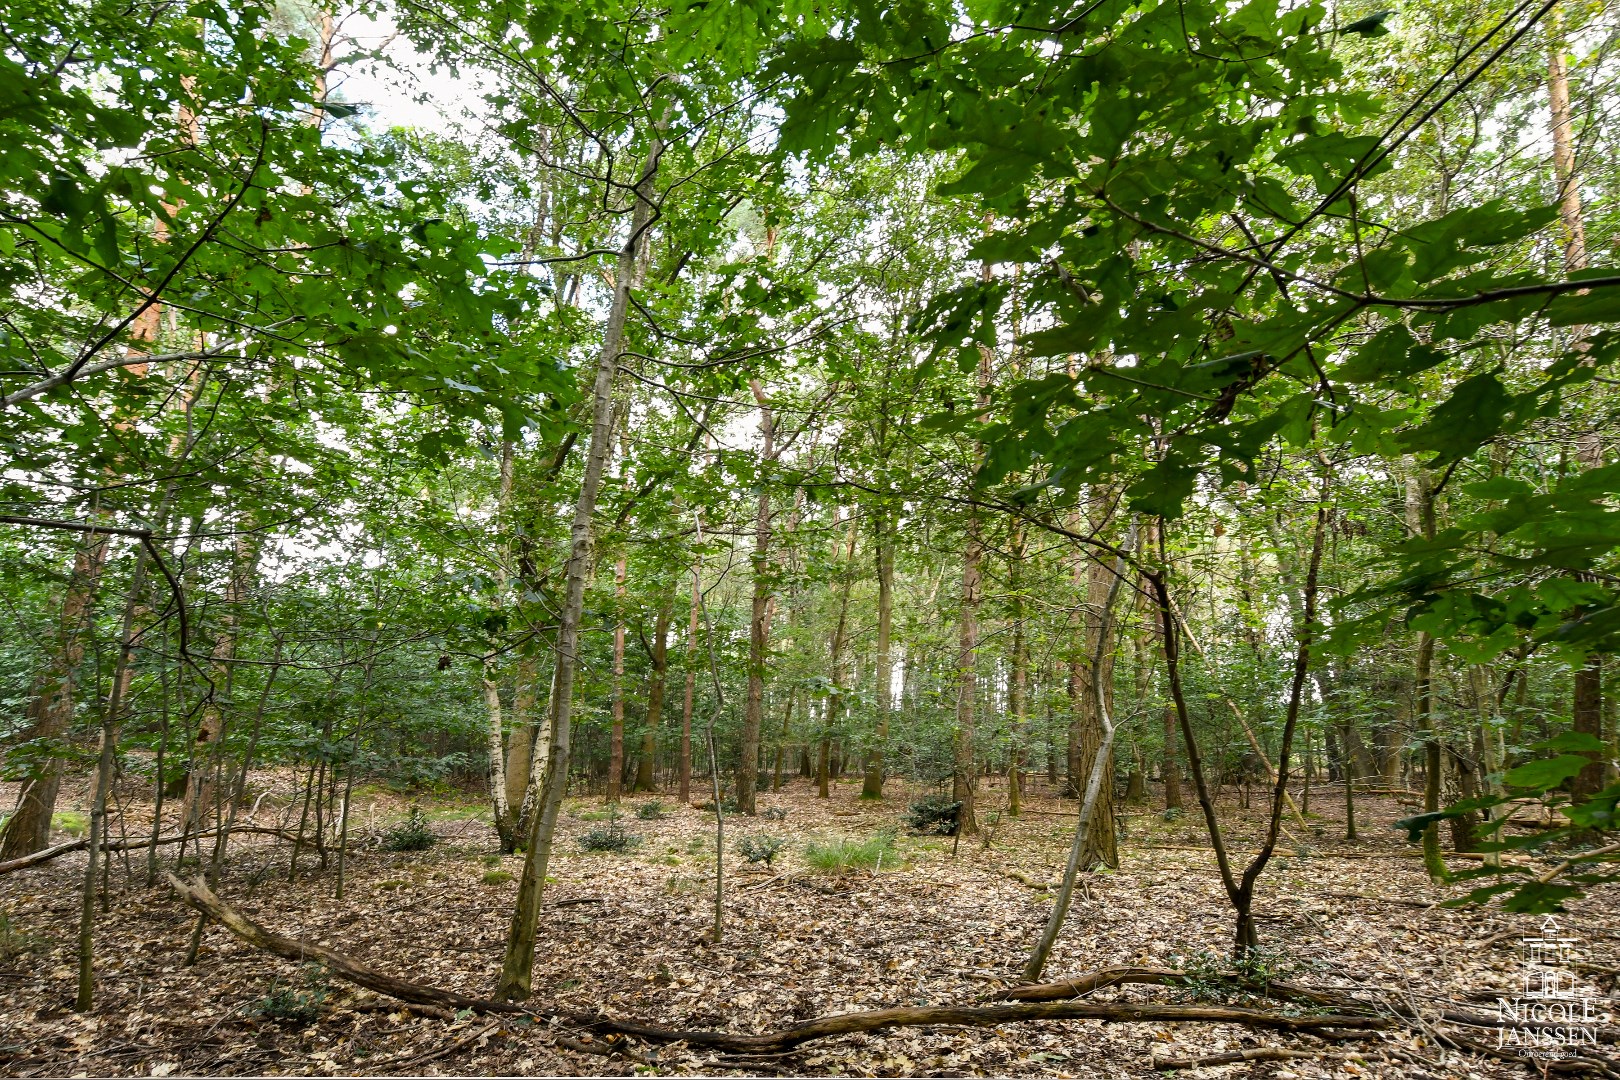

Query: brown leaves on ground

[0,773,1614,1078]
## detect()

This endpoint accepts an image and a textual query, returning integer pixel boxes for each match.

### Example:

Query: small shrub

[578,812,640,853]
[903,795,961,836]
[636,801,668,820]
[695,796,739,815]
[761,806,789,822]
[251,964,329,1025]
[481,853,503,867]
[381,806,436,852]
[804,831,896,874]
[735,834,786,867]
[1160,806,1185,823]
[481,869,514,885]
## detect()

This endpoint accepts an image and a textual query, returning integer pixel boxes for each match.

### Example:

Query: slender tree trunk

[485,676,518,851]
[1007,524,1027,817]
[737,380,776,816]
[1024,540,1131,981]
[1547,4,1605,801]
[182,528,263,833]
[505,655,538,820]
[497,137,661,1001]
[636,593,672,792]
[862,508,894,800]
[608,551,627,803]
[680,556,699,804]
[1074,491,1118,866]
[79,536,155,1009]
[954,518,981,835]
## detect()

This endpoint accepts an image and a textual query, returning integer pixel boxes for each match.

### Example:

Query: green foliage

[481,869,514,885]
[380,807,437,853]
[735,834,786,867]
[804,830,897,874]
[902,795,961,836]
[1171,947,1303,1003]
[635,801,668,820]
[251,964,329,1025]
[578,808,640,854]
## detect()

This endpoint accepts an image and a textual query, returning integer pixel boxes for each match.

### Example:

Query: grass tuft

[803,829,897,874]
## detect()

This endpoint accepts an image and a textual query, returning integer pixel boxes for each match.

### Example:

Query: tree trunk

[485,676,518,852]
[0,530,111,860]
[1007,524,1027,817]
[861,507,894,800]
[954,517,981,835]
[636,592,671,792]
[680,556,699,804]
[505,655,538,821]
[608,550,627,803]
[497,136,661,1002]
[737,379,776,816]
[1074,491,1119,866]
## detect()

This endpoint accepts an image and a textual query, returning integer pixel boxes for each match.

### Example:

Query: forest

[3,0,1620,1075]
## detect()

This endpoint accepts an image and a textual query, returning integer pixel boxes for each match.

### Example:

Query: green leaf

[1503,755,1593,790]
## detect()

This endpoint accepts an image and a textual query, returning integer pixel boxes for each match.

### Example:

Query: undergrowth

[804,829,897,874]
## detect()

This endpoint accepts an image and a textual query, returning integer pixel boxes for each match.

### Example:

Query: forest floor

[1,772,1617,1079]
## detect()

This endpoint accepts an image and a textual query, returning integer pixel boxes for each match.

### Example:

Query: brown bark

[608,551,627,803]
[498,133,662,1001]
[635,593,672,792]
[1007,523,1027,816]
[680,555,699,804]
[861,508,894,800]
[0,531,112,860]
[1548,5,1605,803]
[1074,492,1119,866]
[737,379,776,815]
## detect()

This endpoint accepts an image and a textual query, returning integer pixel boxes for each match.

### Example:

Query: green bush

[578,813,640,853]
[381,806,436,852]
[735,833,786,867]
[804,830,896,874]
[636,801,668,820]
[481,869,514,885]
[251,964,329,1025]
[902,795,961,836]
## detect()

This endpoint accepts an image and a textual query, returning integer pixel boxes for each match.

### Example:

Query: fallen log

[1,826,303,875]
[165,876,1389,1052]
[999,967,1181,1001]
